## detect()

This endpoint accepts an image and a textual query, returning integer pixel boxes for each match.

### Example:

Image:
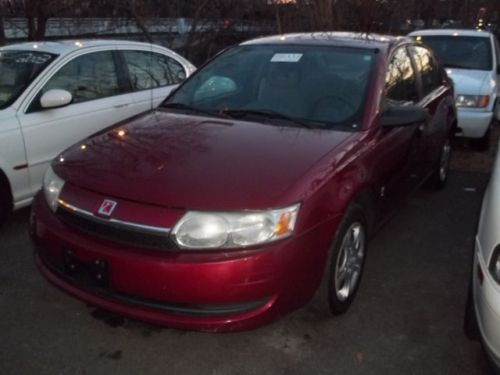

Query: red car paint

[31,33,456,331]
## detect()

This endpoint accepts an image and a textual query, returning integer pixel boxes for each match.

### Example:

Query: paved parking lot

[0,135,498,375]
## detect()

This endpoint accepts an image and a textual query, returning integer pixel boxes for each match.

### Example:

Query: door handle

[114,103,129,109]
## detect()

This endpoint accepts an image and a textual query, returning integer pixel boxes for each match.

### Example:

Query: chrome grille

[56,203,176,250]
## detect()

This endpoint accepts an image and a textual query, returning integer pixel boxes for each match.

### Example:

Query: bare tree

[314,0,334,30]
[103,0,155,43]
[0,3,5,45]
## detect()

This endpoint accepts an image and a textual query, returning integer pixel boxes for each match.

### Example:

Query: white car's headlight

[456,95,490,108]
[489,246,500,283]
[43,166,65,212]
[171,204,300,249]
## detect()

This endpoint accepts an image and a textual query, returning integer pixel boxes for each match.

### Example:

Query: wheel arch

[0,167,13,211]
[350,187,378,236]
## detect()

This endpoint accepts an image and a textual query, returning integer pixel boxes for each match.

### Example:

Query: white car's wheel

[495,99,500,122]
[0,180,11,227]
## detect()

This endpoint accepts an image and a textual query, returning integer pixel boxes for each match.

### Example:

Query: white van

[409,29,500,149]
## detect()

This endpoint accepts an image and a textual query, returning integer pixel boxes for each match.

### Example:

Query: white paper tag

[271,53,303,63]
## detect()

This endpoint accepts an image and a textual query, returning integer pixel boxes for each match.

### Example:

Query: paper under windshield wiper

[222,109,311,129]
[161,102,229,119]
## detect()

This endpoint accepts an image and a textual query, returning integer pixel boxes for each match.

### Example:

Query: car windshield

[417,36,492,70]
[164,44,376,131]
[0,50,57,109]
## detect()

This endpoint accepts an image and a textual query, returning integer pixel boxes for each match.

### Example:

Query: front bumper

[474,243,500,370]
[31,192,337,332]
[456,109,493,139]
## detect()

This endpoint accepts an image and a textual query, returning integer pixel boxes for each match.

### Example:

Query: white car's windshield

[417,36,492,71]
[0,50,57,109]
[165,44,376,131]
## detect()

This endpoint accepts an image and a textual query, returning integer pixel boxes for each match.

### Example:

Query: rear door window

[409,45,442,97]
[385,47,419,103]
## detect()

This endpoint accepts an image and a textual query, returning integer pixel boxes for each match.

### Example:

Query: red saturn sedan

[31,33,456,332]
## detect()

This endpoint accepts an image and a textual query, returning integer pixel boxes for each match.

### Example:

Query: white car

[466,138,500,372]
[0,40,195,224]
[409,29,500,149]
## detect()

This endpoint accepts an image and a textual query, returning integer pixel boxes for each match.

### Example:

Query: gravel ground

[451,124,500,173]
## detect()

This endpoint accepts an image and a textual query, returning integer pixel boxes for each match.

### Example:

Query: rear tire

[0,180,11,227]
[429,136,452,189]
[313,204,368,316]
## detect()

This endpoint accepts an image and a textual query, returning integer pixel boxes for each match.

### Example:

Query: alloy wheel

[439,139,451,182]
[334,222,365,302]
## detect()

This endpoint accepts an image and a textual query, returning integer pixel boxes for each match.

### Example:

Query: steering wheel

[310,95,357,122]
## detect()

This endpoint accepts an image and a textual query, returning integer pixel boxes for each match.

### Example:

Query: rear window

[416,35,492,71]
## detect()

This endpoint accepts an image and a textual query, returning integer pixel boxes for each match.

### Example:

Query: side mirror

[40,89,73,109]
[380,104,427,128]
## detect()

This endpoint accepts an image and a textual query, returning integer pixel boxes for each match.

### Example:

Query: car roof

[0,39,158,55]
[408,29,493,38]
[241,32,412,51]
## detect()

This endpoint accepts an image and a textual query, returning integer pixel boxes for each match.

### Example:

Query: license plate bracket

[62,249,109,289]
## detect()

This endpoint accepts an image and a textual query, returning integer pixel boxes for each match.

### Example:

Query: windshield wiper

[161,102,230,119]
[222,108,311,129]
[442,63,476,70]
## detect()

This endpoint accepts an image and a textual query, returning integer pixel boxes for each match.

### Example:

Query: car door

[17,49,136,196]
[494,35,500,115]
[118,49,188,113]
[376,46,427,213]
[408,44,451,176]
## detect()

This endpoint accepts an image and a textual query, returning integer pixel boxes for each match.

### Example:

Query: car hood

[54,111,353,210]
[445,68,492,96]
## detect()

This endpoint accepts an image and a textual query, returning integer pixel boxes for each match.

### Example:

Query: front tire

[464,281,480,340]
[314,204,368,315]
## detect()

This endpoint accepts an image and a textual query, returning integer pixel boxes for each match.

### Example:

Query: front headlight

[456,95,490,108]
[489,245,500,284]
[43,166,65,212]
[171,204,300,250]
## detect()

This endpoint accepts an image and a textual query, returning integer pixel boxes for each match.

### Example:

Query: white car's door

[119,49,189,113]
[17,49,136,196]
